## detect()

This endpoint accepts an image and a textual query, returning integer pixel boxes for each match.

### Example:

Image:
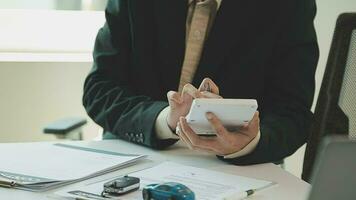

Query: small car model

[142,182,195,200]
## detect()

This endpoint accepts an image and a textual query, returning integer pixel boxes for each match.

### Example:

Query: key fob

[102,175,140,197]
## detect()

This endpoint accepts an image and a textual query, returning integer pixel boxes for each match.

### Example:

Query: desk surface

[0,140,310,200]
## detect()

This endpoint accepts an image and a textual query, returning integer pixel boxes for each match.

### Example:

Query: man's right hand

[166,78,221,131]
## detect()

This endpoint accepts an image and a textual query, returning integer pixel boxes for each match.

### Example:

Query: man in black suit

[83,0,319,165]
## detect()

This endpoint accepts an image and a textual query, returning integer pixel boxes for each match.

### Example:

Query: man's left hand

[177,111,260,156]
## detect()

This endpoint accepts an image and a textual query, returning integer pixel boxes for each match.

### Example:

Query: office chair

[302,13,356,182]
[43,117,87,140]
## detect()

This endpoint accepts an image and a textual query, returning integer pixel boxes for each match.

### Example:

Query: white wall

[0,0,55,10]
[0,10,104,142]
[0,10,103,53]
[0,62,101,142]
[284,0,356,178]
[0,0,107,11]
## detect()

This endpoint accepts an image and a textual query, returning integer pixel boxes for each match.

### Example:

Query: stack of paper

[57,162,275,200]
[0,142,145,191]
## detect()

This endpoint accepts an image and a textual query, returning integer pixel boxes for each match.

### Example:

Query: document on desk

[57,162,275,200]
[0,142,145,191]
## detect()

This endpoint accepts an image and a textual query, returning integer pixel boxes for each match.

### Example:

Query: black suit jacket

[83,0,319,165]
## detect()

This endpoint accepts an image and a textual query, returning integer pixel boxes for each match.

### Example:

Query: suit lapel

[192,0,256,86]
[154,0,188,91]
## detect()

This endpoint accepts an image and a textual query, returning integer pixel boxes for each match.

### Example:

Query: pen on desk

[223,182,276,200]
[0,179,16,188]
[223,189,255,200]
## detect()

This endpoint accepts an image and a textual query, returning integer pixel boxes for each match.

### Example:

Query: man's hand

[166,85,195,130]
[166,78,221,130]
[177,112,260,156]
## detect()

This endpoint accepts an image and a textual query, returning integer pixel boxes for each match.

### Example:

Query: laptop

[308,136,356,200]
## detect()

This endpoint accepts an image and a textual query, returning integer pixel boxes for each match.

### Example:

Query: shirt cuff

[223,130,261,159]
[155,106,180,140]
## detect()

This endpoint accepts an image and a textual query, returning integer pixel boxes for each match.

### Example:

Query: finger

[175,123,181,135]
[180,133,193,149]
[180,117,200,146]
[246,111,260,129]
[240,111,259,129]
[180,117,219,153]
[240,111,260,137]
[178,122,217,154]
[177,122,193,149]
[182,91,194,105]
[206,112,228,139]
[180,129,219,154]
[198,78,219,94]
[249,111,260,132]
[250,111,260,126]
[200,91,223,99]
[167,91,182,104]
[182,84,201,99]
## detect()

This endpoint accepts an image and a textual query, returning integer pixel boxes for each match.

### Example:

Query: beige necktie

[178,0,218,92]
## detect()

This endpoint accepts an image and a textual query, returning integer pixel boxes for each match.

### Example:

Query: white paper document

[57,162,275,200]
[0,142,145,191]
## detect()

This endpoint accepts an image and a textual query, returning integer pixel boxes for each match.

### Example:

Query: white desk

[0,140,310,200]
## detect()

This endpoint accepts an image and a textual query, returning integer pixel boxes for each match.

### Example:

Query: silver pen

[223,189,255,200]
[223,182,276,200]
[0,179,16,188]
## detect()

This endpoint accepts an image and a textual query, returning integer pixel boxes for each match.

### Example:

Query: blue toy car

[142,182,195,200]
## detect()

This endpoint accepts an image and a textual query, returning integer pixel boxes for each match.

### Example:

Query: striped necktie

[178,0,218,92]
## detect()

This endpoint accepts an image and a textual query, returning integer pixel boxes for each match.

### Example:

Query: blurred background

[0,0,107,10]
[0,0,355,178]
